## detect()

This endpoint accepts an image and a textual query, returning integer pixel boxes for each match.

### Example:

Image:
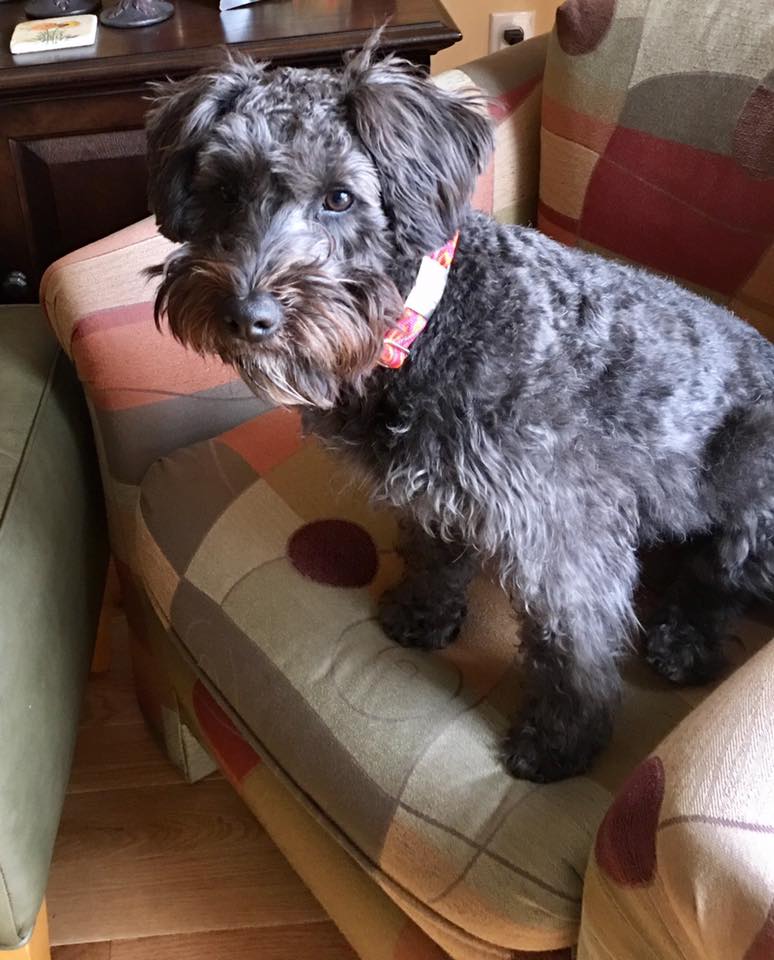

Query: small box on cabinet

[10,14,97,53]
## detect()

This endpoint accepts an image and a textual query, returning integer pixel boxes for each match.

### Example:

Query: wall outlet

[489,10,536,53]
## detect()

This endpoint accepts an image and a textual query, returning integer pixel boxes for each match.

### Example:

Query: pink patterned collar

[378,233,460,370]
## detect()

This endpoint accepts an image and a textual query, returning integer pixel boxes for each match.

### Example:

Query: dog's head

[146,34,493,408]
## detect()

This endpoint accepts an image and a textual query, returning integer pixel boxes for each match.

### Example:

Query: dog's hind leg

[712,402,774,602]
[643,542,741,684]
[645,403,774,684]
[379,518,477,651]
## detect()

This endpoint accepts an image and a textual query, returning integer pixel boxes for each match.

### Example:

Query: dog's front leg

[503,622,622,782]
[502,532,638,782]
[379,518,477,651]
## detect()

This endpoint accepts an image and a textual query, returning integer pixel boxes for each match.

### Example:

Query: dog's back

[399,211,774,555]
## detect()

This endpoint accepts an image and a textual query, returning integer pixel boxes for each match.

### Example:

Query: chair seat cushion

[136,407,770,954]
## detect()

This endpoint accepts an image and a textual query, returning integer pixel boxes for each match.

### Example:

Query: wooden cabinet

[0,0,460,301]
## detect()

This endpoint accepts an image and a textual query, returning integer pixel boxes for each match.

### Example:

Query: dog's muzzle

[224,292,284,342]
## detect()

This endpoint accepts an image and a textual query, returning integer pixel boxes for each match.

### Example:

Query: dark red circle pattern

[288,519,379,588]
[556,0,616,56]
[745,902,774,960]
[733,80,774,179]
[595,755,665,886]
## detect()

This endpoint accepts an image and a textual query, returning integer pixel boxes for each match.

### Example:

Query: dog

[145,36,774,782]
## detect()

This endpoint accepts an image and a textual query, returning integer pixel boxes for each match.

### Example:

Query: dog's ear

[145,59,266,242]
[343,35,494,255]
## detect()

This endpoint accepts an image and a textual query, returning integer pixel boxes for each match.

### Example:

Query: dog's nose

[226,293,283,342]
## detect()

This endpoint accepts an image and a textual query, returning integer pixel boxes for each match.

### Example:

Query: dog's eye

[323,189,354,213]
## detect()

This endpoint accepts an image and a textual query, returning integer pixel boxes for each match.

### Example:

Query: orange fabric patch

[218,406,304,475]
[193,680,261,785]
[538,203,579,246]
[472,157,496,215]
[489,75,542,125]
[72,307,239,411]
[72,301,155,343]
[735,245,774,317]
[40,216,158,280]
[542,94,617,155]
[728,299,774,341]
[540,128,600,221]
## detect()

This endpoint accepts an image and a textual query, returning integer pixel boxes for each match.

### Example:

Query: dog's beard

[151,250,403,409]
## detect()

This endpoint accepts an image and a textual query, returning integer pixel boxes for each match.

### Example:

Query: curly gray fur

[146,35,774,781]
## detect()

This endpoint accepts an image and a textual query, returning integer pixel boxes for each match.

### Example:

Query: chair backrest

[539,0,774,339]
[435,35,550,226]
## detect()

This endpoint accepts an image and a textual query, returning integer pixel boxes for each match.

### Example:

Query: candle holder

[99,0,173,28]
[24,0,99,17]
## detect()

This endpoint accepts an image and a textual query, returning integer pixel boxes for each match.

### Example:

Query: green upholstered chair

[0,305,108,959]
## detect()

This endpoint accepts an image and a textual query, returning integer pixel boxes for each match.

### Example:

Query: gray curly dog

[146,36,774,782]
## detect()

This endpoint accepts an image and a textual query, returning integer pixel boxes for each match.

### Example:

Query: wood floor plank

[69,619,185,794]
[66,721,186,794]
[78,672,139,729]
[108,921,358,960]
[51,616,335,957]
[48,780,327,945]
[78,653,139,729]
[78,616,140,729]
[51,944,111,960]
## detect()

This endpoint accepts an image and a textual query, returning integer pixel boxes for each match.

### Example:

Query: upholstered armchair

[41,2,773,957]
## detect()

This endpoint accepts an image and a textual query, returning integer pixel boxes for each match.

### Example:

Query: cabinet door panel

[11,128,150,274]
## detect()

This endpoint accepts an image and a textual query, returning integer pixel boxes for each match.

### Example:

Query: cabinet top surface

[0,0,458,94]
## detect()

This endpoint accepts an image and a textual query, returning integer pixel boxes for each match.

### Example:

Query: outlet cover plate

[489,10,536,53]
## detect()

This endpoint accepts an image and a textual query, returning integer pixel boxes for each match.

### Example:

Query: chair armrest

[434,34,549,226]
[579,629,774,959]
[40,219,265,575]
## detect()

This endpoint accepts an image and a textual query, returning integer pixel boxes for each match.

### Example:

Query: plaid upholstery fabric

[539,0,774,340]
[125,581,449,960]
[134,414,768,957]
[40,219,265,580]
[436,35,549,226]
[579,639,774,960]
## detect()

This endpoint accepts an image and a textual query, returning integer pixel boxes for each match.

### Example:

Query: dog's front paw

[644,610,727,685]
[379,584,466,651]
[503,700,612,782]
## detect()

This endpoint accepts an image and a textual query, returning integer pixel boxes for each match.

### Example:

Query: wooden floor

[48,618,357,960]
